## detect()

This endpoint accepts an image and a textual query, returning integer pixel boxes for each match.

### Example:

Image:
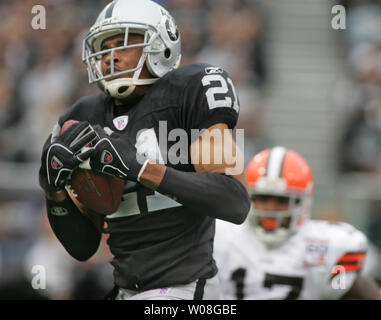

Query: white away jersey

[214,219,368,300]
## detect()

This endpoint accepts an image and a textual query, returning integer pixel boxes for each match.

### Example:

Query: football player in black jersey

[38,0,250,300]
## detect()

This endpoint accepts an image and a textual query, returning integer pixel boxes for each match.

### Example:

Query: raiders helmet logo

[166,18,179,41]
[101,150,113,164]
[161,10,179,42]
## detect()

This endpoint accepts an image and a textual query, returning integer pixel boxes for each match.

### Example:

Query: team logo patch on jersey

[304,239,328,267]
[113,116,128,131]
[159,288,169,294]
[51,156,63,170]
[101,150,113,164]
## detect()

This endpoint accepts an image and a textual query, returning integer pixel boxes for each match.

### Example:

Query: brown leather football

[66,168,125,215]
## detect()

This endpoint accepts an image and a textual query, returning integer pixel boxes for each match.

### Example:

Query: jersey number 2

[202,75,239,112]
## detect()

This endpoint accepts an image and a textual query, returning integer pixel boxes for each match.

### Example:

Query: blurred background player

[214,146,381,299]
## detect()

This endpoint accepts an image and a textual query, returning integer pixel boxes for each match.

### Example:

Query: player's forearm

[45,190,67,201]
[139,162,167,188]
[140,163,250,224]
[45,194,101,261]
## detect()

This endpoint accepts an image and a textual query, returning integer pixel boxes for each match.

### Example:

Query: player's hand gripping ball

[61,120,125,215]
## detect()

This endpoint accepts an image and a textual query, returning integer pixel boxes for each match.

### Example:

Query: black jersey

[57,63,240,291]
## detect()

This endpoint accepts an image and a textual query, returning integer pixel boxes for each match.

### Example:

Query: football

[66,168,125,215]
[61,120,125,215]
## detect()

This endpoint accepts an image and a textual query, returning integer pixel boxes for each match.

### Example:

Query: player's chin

[104,71,134,81]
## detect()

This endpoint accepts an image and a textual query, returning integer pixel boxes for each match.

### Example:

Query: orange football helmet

[246,146,314,246]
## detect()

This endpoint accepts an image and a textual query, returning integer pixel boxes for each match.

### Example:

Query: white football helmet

[246,146,314,247]
[82,0,181,99]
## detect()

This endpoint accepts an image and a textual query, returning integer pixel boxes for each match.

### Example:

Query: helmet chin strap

[102,53,158,100]
[103,77,157,99]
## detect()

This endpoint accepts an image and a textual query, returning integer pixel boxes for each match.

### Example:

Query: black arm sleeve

[157,167,250,224]
[46,196,101,261]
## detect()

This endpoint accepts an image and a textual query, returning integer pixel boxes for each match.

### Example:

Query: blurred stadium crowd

[337,0,381,263]
[338,0,381,176]
[0,0,379,299]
